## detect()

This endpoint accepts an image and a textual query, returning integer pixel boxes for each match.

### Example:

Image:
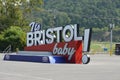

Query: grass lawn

[90,42,116,54]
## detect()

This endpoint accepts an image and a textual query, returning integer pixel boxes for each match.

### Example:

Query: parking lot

[0,54,120,80]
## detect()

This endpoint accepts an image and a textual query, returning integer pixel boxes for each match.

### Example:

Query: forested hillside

[40,0,120,28]
[1,0,120,29]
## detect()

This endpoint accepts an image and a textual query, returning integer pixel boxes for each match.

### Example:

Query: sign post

[109,24,114,56]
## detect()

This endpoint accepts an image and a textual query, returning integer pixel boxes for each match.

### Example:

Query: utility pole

[109,24,114,56]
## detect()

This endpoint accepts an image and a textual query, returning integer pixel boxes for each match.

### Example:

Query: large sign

[3,23,91,64]
[24,23,92,64]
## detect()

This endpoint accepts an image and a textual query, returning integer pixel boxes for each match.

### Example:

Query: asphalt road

[0,54,120,80]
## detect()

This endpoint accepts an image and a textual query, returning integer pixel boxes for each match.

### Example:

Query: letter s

[46,28,54,44]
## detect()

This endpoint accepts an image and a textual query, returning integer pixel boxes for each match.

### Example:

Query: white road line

[0,72,53,80]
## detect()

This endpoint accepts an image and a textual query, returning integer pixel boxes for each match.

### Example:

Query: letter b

[53,44,58,54]
[27,32,34,46]
[63,43,68,54]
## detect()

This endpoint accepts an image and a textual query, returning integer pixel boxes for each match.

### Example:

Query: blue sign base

[3,54,66,63]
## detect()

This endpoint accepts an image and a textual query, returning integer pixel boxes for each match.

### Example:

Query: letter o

[62,25,73,42]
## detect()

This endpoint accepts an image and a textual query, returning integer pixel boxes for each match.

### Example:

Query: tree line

[1,0,120,29]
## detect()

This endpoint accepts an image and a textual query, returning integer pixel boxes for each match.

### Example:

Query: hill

[41,0,120,28]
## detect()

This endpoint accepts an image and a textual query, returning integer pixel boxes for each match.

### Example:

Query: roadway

[0,54,120,80]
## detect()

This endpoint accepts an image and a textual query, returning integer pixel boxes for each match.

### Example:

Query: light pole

[53,9,56,27]
[109,24,114,56]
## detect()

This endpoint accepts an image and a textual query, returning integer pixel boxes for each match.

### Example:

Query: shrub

[0,26,26,52]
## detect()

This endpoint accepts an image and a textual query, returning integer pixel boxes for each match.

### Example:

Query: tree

[0,0,43,31]
[0,26,26,51]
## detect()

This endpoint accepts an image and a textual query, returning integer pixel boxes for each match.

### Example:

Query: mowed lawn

[90,42,116,54]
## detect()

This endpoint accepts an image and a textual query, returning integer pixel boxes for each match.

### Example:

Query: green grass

[90,42,115,54]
